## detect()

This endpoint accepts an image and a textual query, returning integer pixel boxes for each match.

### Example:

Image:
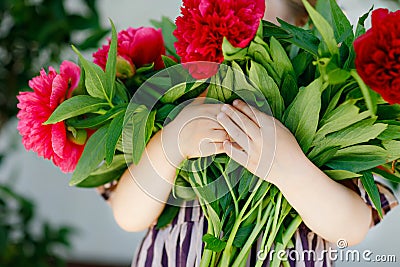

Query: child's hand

[162,98,228,165]
[217,99,305,184]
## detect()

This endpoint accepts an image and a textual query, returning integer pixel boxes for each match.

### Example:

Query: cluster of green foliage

[0,184,73,267]
[0,0,108,128]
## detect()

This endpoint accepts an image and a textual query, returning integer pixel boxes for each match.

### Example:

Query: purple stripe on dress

[135,230,150,266]
[185,205,193,222]
[161,243,168,267]
[365,193,373,206]
[180,222,194,267]
[144,227,159,267]
[176,233,181,267]
[288,248,296,267]
[322,241,327,267]
[299,224,314,267]
[201,218,208,254]
[249,242,257,266]
[380,191,389,209]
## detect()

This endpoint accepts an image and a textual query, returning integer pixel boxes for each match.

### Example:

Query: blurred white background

[0,0,399,266]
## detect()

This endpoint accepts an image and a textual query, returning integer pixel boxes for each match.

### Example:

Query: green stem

[240,184,271,223]
[200,224,216,267]
[216,162,239,217]
[269,215,303,267]
[231,200,274,267]
[264,192,282,252]
[218,180,266,266]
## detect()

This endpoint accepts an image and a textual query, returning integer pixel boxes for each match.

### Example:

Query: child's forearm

[109,128,183,232]
[272,154,372,246]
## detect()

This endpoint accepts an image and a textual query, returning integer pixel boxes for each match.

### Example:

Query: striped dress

[128,178,398,267]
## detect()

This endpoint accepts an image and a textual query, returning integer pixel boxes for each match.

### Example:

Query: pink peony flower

[174,0,265,78]
[17,61,85,173]
[93,27,166,76]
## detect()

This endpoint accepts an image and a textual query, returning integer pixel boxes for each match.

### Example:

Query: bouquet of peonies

[17,0,400,266]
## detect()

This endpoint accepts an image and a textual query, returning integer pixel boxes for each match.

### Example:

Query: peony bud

[67,127,88,145]
[116,56,136,79]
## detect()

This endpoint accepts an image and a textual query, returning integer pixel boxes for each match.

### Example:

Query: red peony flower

[174,0,265,78]
[354,8,400,104]
[17,61,85,173]
[93,27,166,77]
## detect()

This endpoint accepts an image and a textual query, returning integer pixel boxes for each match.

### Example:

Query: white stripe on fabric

[135,230,153,267]
[195,216,205,266]
[152,225,171,267]
[166,223,180,266]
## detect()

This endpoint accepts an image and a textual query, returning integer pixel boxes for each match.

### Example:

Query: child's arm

[108,100,227,232]
[217,100,373,246]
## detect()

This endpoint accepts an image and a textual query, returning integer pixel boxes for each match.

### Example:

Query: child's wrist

[160,124,186,167]
[267,152,312,188]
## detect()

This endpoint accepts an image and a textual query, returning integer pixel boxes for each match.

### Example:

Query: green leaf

[233,224,255,248]
[160,81,207,103]
[309,146,340,167]
[105,19,117,102]
[382,140,400,160]
[151,16,179,60]
[67,104,126,129]
[222,37,248,61]
[283,78,323,153]
[360,172,383,218]
[75,169,124,188]
[45,95,109,124]
[266,19,320,56]
[316,0,353,47]
[310,118,387,157]
[249,61,284,119]
[90,154,129,176]
[70,125,108,186]
[355,7,373,39]
[76,154,127,187]
[372,167,400,184]
[145,110,156,143]
[292,51,314,78]
[238,169,256,200]
[326,145,391,173]
[131,107,151,164]
[156,204,181,229]
[72,45,112,103]
[270,36,295,78]
[377,104,400,120]
[280,74,299,108]
[315,101,371,143]
[377,125,400,140]
[173,174,197,200]
[303,0,339,56]
[202,234,226,253]
[105,112,125,165]
[324,170,361,181]
[351,70,377,116]
[162,55,178,68]
[327,69,351,85]
[344,7,373,69]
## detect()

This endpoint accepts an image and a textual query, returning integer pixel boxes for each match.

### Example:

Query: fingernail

[233,99,239,106]
[217,112,225,120]
[221,104,229,112]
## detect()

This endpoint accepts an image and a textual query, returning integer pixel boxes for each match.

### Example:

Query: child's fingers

[208,129,229,142]
[222,140,248,167]
[217,112,251,152]
[221,104,260,141]
[232,99,261,127]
